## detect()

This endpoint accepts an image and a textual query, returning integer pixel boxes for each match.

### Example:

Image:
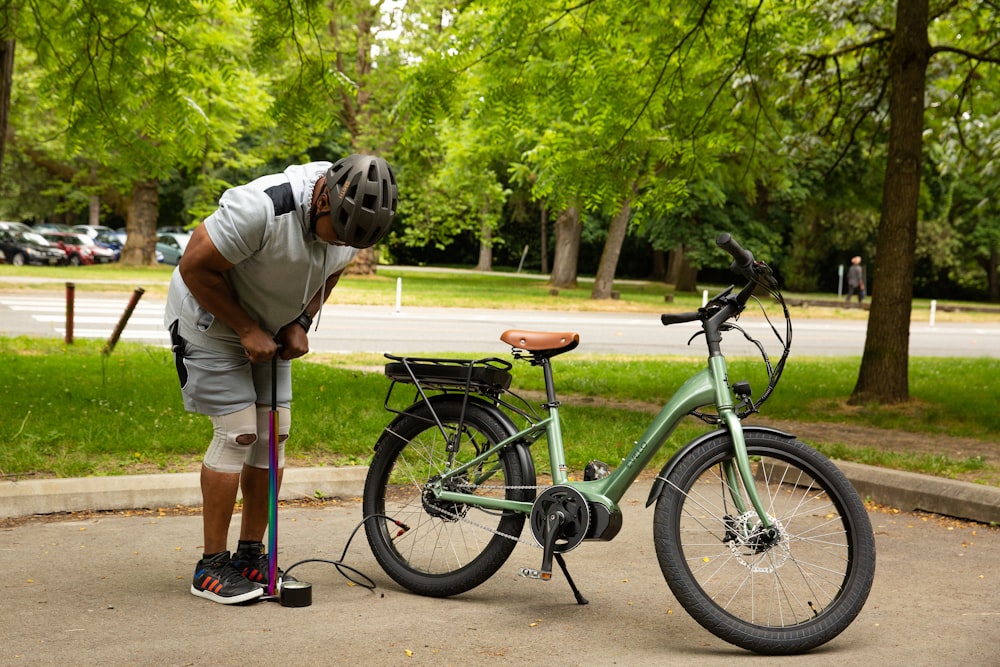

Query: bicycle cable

[280,514,402,592]
[689,274,792,424]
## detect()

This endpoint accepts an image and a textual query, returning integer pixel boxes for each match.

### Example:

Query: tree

[850,0,931,404]
[6,0,274,263]
[791,1,1000,404]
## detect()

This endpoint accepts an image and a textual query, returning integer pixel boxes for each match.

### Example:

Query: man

[845,255,865,305]
[164,154,397,604]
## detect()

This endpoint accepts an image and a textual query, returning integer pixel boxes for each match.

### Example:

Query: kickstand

[554,553,588,605]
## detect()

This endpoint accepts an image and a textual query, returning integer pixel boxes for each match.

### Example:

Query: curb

[0,466,367,519]
[2,463,998,525]
[836,461,1000,524]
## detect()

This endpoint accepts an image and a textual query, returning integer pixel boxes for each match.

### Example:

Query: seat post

[539,356,560,408]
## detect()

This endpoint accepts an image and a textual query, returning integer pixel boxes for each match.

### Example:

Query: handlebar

[660,234,779,328]
[716,233,754,274]
[659,232,791,418]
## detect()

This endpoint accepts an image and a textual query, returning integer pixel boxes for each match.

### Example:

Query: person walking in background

[164,154,397,604]
[845,255,865,305]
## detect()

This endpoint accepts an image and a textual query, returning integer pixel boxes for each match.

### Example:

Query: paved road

[2,293,998,357]
[2,479,997,666]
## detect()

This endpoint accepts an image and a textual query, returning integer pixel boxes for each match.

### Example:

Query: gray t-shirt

[165,162,358,353]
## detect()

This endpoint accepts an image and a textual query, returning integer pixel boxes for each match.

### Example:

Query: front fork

[710,356,774,532]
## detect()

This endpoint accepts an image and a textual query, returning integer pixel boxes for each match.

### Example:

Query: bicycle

[362,233,876,655]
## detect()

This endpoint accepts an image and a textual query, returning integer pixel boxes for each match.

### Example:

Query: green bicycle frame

[427,352,773,529]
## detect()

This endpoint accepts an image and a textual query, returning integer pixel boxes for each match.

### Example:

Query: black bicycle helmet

[324,154,398,248]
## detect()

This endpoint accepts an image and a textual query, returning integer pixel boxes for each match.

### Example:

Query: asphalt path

[3,479,998,666]
[1,293,998,358]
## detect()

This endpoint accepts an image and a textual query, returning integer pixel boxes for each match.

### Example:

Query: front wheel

[653,431,876,655]
[363,399,533,597]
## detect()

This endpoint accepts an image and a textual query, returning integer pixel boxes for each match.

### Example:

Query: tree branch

[617,0,715,144]
[930,41,1000,65]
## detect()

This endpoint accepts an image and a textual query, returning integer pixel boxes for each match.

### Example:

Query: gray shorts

[170,325,291,416]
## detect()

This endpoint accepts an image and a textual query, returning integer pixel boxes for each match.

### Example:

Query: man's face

[314,213,346,246]
[312,185,347,246]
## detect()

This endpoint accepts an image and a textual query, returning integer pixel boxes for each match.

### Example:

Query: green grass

[1,264,997,483]
[1,338,996,484]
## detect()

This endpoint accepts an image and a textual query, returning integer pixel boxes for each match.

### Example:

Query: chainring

[529,484,591,553]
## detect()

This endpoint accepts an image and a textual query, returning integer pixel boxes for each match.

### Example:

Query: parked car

[156,232,191,265]
[0,248,5,264]
[32,223,74,234]
[0,221,32,234]
[100,231,165,263]
[94,230,127,261]
[42,231,116,265]
[0,230,67,266]
[71,224,116,240]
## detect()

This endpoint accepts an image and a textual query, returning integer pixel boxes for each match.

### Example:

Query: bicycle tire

[653,431,876,654]
[363,399,531,597]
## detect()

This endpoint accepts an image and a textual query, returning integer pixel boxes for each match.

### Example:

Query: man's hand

[241,328,280,364]
[275,322,309,360]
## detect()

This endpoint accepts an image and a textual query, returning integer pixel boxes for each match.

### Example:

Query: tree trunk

[667,244,699,292]
[0,36,14,180]
[475,218,493,271]
[344,247,377,275]
[666,244,683,284]
[986,242,999,303]
[850,0,930,405]
[120,179,160,266]
[89,195,100,226]
[549,206,581,288]
[539,204,549,274]
[591,197,632,299]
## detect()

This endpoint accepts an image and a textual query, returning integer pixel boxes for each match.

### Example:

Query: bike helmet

[324,154,398,248]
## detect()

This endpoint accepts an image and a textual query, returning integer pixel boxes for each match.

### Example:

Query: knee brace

[245,405,290,470]
[204,405,259,474]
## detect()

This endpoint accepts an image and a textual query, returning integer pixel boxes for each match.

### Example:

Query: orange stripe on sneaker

[202,576,221,593]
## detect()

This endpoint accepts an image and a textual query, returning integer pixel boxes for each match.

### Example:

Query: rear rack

[382,354,539,430]
[384,355,513,395]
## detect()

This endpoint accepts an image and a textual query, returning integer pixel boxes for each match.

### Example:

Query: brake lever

[752,260,779,290]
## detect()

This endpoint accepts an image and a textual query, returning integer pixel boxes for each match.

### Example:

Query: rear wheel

[653,431,875,654]
[364,399,532,597]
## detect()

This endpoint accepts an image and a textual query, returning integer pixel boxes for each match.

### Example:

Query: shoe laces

[201,555,252,586]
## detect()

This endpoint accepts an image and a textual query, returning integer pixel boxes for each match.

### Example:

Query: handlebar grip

[716,233,754,271]
[661,312,701,326]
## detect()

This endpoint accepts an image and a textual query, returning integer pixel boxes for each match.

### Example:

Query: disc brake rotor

[724,511,790,573]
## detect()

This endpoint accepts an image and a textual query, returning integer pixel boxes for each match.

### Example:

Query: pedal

[518,567,551,581]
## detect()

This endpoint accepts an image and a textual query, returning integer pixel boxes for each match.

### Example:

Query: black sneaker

[191,552,263,604]
[232,542,296,587]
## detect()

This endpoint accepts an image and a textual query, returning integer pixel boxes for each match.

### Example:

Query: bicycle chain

[429,482,549,549]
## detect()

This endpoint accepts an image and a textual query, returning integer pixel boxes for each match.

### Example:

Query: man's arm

[179,224,277,364]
